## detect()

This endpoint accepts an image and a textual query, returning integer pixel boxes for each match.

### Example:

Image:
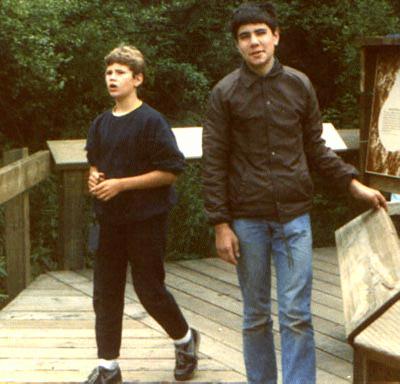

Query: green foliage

[1,0,399,146]
[149,59,209,120]
[311,185,351,247]
[29,176,60,275]
[0,0,236,146]
[0,0,148,145]
[276,0,399,129]
[310,150,368,246]
[167,162,214,260]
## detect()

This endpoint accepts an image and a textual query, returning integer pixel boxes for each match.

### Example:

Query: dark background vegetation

[0,0,399,301]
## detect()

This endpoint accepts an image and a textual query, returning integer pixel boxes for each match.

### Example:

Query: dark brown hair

[231,2,278,39]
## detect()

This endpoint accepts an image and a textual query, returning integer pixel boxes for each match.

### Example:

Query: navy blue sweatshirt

[86,103,185,224]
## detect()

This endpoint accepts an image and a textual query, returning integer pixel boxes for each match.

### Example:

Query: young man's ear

[133,73,144,88]
[273,28,280,46]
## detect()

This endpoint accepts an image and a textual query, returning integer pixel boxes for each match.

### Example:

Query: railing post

[57,169,86,270]
[3,148,30,298]
[46,140,88,270]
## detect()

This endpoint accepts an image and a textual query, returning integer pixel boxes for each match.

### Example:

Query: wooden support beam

[3,149,31,298]
[0,150,51,205]
[353,347,368,384]
[57,170,87,270]
[367,174,400,194]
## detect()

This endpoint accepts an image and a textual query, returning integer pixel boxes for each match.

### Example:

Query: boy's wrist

[118,177,137,192]
[119,178,127,192]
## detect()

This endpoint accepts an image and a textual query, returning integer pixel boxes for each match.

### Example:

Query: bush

[167,162,214,260]
[29,176,60,275]
[311,174,353,247]
[3,0,398,148]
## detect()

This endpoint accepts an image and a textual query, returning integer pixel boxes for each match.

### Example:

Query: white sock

[99,359,118,370]
[174,328,192,345]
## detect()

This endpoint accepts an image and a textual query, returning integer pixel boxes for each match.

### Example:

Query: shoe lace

[175,347,194,368]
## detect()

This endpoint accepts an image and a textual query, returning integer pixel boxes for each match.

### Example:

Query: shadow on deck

[1,247,351,383]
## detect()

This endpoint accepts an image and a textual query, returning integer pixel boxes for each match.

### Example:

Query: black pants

[93,213,189,359]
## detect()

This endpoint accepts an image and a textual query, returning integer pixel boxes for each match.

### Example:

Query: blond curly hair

[104,45,145,75]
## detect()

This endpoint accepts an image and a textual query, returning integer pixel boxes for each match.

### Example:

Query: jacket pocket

[228,165,246,206]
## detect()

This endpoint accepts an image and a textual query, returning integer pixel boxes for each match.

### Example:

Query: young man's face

[236,23,279,74]
[105,63,143,100]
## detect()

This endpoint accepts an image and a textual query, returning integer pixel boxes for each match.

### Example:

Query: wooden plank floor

[0,247,352,383]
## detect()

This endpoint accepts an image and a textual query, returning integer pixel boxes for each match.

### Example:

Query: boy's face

[236,23,279,73]
[105,63,143,100]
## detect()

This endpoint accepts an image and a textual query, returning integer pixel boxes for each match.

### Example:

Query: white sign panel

[322,123,347,151]
[378,69,400,152]
[172,123,347,160]
[172,127,203,159]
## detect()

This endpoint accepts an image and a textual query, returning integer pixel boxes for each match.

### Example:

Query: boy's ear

[133,73,144,87]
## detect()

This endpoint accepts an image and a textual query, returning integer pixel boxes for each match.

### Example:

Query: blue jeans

[232,214,315,384]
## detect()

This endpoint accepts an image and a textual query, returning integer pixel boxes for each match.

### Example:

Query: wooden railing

[1,127,360,299]
[0,149,51,298]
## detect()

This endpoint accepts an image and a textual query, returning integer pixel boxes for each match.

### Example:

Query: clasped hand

[88,171,123,201]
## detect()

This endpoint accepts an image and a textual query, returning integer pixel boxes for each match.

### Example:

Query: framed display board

[360,37,400,193]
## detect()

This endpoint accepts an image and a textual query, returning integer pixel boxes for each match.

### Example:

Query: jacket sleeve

[301,80,359,191]
[202,86,232,225]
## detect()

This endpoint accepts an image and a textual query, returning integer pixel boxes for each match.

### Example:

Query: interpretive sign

[366,50,400,177]
[336,205,400,342]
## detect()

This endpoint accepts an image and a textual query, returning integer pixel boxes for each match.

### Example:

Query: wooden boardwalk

[0,247,352,383]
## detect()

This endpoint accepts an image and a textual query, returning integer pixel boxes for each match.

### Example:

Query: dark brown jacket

[202,59,358,225]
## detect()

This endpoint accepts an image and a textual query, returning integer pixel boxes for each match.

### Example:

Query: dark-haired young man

[202,3,386,384]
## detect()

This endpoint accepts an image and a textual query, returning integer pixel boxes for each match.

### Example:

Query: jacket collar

[239,57,283,88]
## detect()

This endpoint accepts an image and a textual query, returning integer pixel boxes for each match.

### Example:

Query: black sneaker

[174,328,200,381]
[84,366,122,384]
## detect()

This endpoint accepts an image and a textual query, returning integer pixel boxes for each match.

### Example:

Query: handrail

[0,150,51,205]
[1,149,51,298]
[0,129,362,299]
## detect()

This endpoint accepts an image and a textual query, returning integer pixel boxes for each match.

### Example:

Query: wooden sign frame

[360,37,400,193]
[336,204,400,343]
